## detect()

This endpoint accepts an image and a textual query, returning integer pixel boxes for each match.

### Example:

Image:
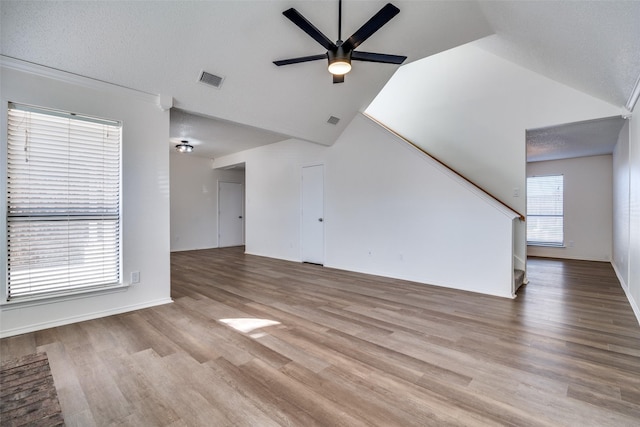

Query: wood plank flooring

[1,248,639,426]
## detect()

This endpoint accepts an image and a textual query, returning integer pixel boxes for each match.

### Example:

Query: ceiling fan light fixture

[328,46,352,75]
[328,59,351,75]
[176,140,194,153]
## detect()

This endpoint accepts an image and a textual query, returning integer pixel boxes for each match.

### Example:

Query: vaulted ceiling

[2,1,639,159]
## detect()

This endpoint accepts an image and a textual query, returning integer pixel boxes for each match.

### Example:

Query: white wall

[612,117,640,322]
[0,61,172,337]
[366,42,622,216]
[527,155,613,262]
[630,115,640,323]
[613,121,630,287]
[213,139,328,262]
[613,116,640,324]
[325,115,517,297]
[170,152,244,251]
[214,115,518,298]
[365,42,622,279]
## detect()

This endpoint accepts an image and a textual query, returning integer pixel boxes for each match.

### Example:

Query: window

[6,103,121,301]
[526,175,564,246]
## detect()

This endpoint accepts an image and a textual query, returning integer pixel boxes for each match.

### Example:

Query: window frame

[3,102,123,304]
[526,174,564,247]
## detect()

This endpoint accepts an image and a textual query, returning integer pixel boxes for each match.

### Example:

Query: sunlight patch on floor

[219,318,281,334]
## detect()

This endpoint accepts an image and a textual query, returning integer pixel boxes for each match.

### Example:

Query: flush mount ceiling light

[175,140,194,153]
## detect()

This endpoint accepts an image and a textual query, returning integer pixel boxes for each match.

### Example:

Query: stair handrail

[364,113,526,221]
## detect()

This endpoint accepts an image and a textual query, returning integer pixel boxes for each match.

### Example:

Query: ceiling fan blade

[352,51,406,64]
[333,74,345,84]
[343,3,400,51]
[283,8,337,51]
[273,54,327,66]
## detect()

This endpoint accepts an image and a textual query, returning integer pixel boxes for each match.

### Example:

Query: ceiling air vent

[198,70,224,89]
[327,116,340,125]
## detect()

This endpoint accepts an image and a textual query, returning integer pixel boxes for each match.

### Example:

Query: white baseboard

[612,262,640,326]
[626,288,640,326]
[621,285,640,326]
[0,298,173,338]
[243,250,300,263]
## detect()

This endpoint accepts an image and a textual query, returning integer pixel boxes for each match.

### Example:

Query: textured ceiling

[0,0,492,147]
[527,116,627,163]
[476,0,640,109]
[170,109,288,159]
[475,0,639,162]
[2,1,639,160]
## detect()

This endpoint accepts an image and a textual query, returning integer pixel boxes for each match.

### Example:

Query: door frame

[300,163,325,264]
[218,180,245,247]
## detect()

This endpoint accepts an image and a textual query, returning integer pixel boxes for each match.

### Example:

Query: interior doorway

[301,164,324,264]
[218,181,244,247]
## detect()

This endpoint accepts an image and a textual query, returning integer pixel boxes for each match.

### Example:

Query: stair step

[514,269,525,291]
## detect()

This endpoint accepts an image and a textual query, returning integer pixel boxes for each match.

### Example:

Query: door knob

[318,218,323,222]
[239,216,243,219]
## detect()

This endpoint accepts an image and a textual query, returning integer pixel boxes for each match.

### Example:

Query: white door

[301,165,324,264]
[218,182,244,247]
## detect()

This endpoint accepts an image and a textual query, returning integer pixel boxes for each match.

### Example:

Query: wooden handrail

[364,113,526,221]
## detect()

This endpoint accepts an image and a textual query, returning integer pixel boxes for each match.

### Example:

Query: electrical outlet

[131,271,140,284]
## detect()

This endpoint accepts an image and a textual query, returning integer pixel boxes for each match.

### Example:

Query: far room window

[5,102,122,302]
[526,175,564,246]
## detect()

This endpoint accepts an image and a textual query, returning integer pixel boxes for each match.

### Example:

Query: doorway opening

[218,163,246,248]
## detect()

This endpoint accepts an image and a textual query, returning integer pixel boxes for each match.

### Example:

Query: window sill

[1,283,129,310]
[527,243,565,248]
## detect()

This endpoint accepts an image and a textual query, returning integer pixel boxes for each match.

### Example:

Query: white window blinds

[526,175,564,246]
[6,103,121,301]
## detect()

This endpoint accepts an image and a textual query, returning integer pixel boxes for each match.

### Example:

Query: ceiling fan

[273,0,407,83]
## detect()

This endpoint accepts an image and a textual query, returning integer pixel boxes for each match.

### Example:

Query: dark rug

[0,352,65,426]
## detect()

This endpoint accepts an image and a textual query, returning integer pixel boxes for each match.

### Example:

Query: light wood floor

[2,248,639,426]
